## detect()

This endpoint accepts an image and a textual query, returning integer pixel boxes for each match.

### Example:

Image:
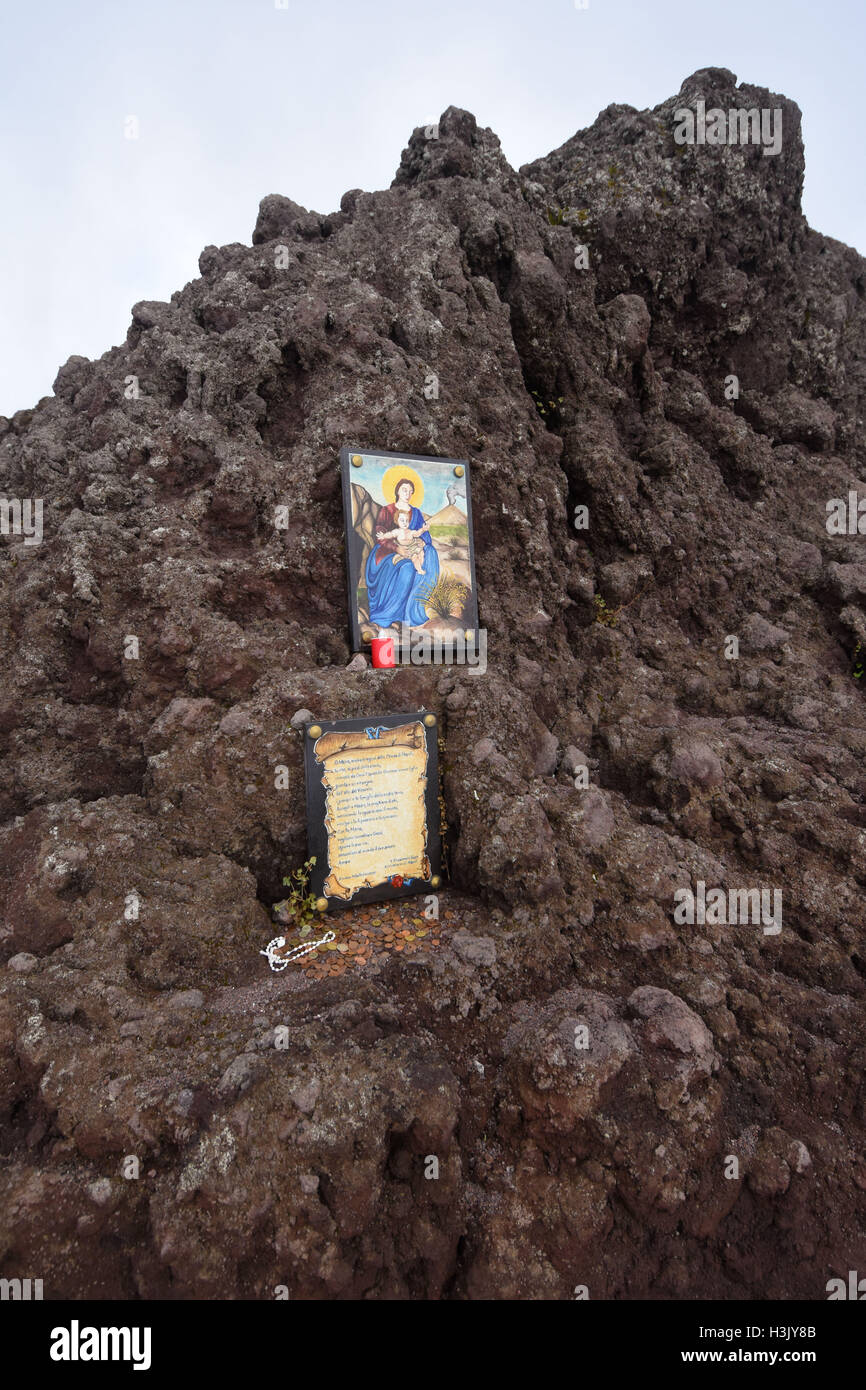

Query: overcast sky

[1,0,863,417]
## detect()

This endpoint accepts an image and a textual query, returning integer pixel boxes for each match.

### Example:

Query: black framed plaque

[303,710,442,910]
[340,446,480,652]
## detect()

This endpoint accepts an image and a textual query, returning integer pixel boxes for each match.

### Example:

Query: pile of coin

[285,901,449,982]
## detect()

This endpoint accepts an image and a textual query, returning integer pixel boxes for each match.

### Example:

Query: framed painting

[340,447,479,652]
[303,711,442,910]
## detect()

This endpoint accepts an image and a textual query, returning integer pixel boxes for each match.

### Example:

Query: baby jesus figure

[378,507,430,573]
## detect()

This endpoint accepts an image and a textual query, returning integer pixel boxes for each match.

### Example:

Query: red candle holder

[371,635,395,668]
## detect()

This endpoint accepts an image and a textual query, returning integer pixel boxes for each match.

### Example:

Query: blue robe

[365,504,439,627]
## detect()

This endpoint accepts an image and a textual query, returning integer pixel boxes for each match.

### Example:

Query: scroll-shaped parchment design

[314,722,430,900]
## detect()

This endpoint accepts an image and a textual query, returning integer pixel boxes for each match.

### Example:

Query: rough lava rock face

[1,73,865,1299]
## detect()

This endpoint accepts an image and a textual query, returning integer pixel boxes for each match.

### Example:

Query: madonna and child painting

[340,448,479,651]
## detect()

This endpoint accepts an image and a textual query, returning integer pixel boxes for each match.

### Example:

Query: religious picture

[340,447,479,652]
[302,712,442,908]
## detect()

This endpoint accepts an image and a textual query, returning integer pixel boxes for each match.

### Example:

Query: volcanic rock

[1,72,865,1300]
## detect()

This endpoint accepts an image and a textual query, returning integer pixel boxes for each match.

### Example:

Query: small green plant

[546,204,570,225]
[274,855,318,934]
[853,642,864,681]
[594,594,620,628]
[531,389,564,421]
[419,571,469,619]
[606,162,625,198]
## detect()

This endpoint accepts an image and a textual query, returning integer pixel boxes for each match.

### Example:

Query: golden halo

[381,464,424,507]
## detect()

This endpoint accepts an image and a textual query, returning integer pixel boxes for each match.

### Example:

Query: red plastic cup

[371,635,395,668]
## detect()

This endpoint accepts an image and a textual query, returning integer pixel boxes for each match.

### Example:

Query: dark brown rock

[1,70,865,1300]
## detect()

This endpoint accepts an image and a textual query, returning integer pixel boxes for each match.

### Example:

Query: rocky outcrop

[1,71,865,1299]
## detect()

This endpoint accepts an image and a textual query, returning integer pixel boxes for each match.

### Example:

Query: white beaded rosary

[260,931,336,972]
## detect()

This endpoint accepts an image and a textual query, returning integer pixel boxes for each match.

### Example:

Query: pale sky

[1,0,863,417]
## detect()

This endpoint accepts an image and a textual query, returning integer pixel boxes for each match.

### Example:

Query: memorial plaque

[303,711,441,909]
[340,446,479,653]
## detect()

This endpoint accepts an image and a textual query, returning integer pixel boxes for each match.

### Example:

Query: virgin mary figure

[364,470,439,630]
